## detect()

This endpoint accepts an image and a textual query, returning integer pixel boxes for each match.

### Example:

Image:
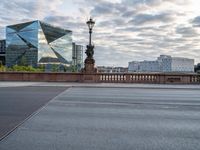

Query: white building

[139,61,160,72]
[128,61,160,72]
[128,55,194,73]
[128,61,140,72]
[171,57,194,72]
[97,66,128,73]
[157,55,172,72]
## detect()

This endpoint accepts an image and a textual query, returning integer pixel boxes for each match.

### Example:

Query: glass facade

[0,40,6,65]
[72,43,83,71]
[0,40,6,53]
[6,20,72,67]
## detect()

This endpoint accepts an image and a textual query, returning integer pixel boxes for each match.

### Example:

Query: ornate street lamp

[87,18,95,46]
[83,18,97,73]
[85,18,95,60]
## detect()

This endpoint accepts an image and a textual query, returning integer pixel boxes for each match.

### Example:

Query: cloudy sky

[1,0,200,66]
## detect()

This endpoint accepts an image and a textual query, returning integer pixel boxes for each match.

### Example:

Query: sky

[0,0,200,66]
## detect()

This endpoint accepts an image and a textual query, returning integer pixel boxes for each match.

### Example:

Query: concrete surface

[1,86,200,150]
[0,86,67,140]
[0,81,200,89]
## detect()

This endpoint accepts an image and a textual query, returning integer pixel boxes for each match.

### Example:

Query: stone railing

[97,73,200,84]
[190,75,200,84]
[0,72,199,84]
[99,73,158,83]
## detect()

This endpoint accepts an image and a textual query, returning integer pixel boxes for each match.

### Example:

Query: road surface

[0,86,67,140]
[1,86,200,150]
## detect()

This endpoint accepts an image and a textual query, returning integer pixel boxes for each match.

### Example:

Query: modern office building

[157,55,172,72]
[139,61,160,72]
[97,66,128,73]
[128,55,194,72]
[128,61,140,72]
[128,61,160,72]
[158,55,194,72]
[171,57,194,72]
[6,20,72,67]
[72,42,83,71]
[0,40,6,65]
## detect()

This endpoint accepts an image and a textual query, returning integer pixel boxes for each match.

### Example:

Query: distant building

[128,55,194,73]
[128,61,140,72]
[0,40,6,65]
[5,20,72,67]
[97,66,128,73]
[157,55,172,72]
[158,55,194,72]
[171,57,194,72]
[72,43,83,72]
[129,61,160,72]
[194,63,200,73]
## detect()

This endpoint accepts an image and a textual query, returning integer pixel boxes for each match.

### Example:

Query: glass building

[6,20,72,67]
[0,40,6,65]
[72,43,83,72]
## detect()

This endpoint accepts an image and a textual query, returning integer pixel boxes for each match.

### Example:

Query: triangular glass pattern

[51,47,69,64]
[20,21,38,32]
[38,24,58,63]
[18,30,38,48]
[12,50,27,65]
[7,21,34,32]
[6,27,16,34]
[7,33,28,47]
[50,34,72,63]
[6,20,73,67]
[16,33,37,49]
[39,21,66,44]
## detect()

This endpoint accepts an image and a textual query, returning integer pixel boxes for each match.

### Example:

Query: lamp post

[87,18,95,46]
[83,18,97,73]
[85,18,95,60]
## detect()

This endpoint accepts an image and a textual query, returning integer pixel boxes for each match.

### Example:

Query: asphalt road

[1,87,200,150]
[0,86,67,140]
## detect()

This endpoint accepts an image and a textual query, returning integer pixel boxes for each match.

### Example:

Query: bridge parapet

[0,72,199,84]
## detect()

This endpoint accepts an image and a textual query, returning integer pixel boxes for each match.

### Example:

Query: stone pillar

[82,44,97,74]
[82,57,97,74]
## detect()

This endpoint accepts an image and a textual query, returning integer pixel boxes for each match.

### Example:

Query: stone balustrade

[0,72,199,84]
[98,73,200,84]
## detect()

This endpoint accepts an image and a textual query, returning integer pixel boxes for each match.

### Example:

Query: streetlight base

[82,44,97,74]
[82,57,97,73]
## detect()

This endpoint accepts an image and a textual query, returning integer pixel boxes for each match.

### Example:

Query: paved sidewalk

[0,81,200,89]
[1,87,200,150]
[0,86,67,140]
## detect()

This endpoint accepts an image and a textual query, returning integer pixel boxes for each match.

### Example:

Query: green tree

[18,56,28,66]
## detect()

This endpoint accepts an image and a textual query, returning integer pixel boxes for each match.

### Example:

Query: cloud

[0,0,63,26]
[191,16,200,27]
[123,0,163,7]
[176,26,198,37]
[129,12,175,26]
[0,0,200,66]
[123,0,191,7]
[90,1,127,17]
[91,4,115,16]
[122,10,137,18]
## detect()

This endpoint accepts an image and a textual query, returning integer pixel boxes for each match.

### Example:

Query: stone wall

[0,72,199,84]
[0,72,82,82]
